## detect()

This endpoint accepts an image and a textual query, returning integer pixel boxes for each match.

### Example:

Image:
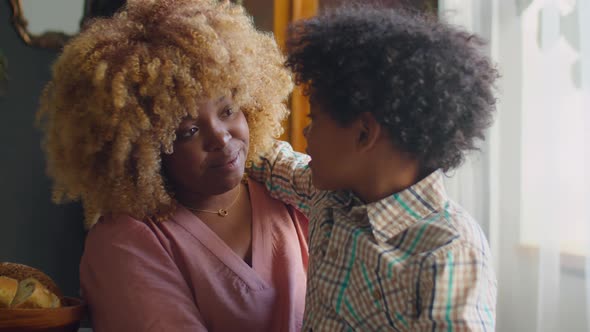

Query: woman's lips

[210,152,240,170]
[225,154,239,169]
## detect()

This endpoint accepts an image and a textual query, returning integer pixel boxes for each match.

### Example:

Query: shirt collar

[330,170,448,244]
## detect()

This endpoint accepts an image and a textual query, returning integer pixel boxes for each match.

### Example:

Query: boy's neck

[352,149,426,204]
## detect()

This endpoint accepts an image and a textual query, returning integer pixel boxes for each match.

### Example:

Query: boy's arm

[410,245,497,331]
[248,140,317,215]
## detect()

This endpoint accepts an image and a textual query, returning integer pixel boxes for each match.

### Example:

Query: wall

[0,1,86,298]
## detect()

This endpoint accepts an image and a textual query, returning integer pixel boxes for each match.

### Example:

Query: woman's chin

[187,150,247,195]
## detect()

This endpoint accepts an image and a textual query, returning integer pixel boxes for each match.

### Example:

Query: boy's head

[286,5,498,192]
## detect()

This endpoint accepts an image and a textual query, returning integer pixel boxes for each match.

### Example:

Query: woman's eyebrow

[216,96,229,105]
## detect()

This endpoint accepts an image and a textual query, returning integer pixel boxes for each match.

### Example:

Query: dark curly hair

[285,4,499,171]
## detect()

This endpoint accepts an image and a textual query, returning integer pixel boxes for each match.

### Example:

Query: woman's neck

[176,183,243,211]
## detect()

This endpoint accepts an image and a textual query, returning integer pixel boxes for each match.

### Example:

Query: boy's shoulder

[398,200,491,262]
[359,171,490,260]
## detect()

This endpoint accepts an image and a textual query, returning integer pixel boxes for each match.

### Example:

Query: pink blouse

[80,180,308,332]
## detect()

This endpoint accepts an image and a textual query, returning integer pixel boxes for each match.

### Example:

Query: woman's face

[162,96,249,196]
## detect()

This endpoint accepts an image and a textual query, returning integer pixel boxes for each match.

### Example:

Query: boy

[249,4,498,331]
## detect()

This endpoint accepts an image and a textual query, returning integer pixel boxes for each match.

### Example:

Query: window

[519,0,588,257]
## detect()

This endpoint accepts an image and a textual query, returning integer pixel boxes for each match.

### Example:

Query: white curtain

[439,0,494,240]
[439,0,590,331]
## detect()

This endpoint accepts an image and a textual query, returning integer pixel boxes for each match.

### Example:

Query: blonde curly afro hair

[37,0,293,228]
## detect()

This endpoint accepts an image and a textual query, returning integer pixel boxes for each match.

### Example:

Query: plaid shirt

[249,141,497,331]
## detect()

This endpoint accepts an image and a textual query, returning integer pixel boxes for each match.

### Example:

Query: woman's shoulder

[248,179,287,208]
[81,214,181,277]
[89,214,149,234]
[248,179,309,242]
[84,215,162,252]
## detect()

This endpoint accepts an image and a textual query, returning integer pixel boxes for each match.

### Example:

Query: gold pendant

[217,209,228,217]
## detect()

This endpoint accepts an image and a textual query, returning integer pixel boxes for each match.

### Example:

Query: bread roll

[0,262,63,298]
[0,276,18,308]
[11,277,61,309]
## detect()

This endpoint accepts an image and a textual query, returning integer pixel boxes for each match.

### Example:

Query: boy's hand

[248,140,316,215]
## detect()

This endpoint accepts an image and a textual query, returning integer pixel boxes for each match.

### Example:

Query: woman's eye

[222,107,236,118]
[180,126,199,138]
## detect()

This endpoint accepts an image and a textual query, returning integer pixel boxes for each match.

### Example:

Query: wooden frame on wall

[9,0,74,49]
[8,0,116,50]
[9,0,249,50]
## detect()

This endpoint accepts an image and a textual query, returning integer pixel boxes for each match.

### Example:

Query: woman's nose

[204,126,231,151]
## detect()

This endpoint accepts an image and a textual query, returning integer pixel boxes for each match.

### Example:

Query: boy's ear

[356,112,381,151]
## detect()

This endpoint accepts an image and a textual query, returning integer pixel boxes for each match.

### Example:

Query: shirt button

[373,289,382,301]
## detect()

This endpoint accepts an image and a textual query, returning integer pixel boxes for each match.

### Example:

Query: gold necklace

[186,185,241,217]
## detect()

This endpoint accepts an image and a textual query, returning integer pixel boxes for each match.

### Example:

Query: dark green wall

[0,0,85,298]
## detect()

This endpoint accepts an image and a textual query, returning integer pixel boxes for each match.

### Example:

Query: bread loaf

[0,276,18,308]
[0,262,62,298]
[0,263,63,309]
[11,277,61,309]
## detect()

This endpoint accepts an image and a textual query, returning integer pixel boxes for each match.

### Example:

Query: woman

[37,0,307,331]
